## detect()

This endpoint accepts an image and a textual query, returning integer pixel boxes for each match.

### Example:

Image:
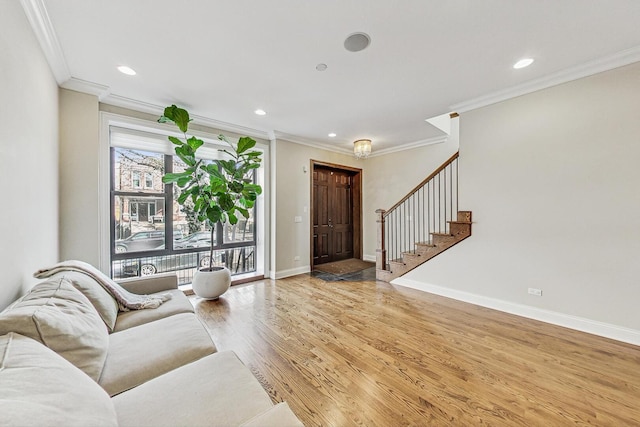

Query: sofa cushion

[240,402,304,427]
[0,333,117,427]
[50,271,119,332]
[0,277,109,381]
[113,289,194,332]
[117,272,179,294]
[113,351,275,427]
[100,312,216,396]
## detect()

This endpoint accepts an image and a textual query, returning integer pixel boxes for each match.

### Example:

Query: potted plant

[158,105,262,299]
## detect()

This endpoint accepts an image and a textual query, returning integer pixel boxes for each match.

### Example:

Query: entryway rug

[314,258,375,275]
[309,266,377,282]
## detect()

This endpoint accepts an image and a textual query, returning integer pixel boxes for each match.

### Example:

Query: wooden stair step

[415,241,436,247]
[457,211,472,222]
[448,221,472,237]
[402,251,420,258]
[415,243,439,255]
[376,268,394,282]
[431,232,456,242]
[401,252,425,266]
[415,246,435,255]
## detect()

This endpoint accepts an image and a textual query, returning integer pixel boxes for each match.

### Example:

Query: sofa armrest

[116,273,178,294]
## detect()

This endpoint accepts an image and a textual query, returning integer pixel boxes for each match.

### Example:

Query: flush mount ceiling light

[344,32,371,52]
[328,133,337,138]
[353,139,372,159]
[513,58,534,69]
[117,65,136,75]
[316,63,328,71]
[254,109,266,116]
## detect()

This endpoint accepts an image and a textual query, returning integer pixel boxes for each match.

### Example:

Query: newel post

[376,209,386,270]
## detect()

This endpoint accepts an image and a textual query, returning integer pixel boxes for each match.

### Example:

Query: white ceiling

[29,0,640,153]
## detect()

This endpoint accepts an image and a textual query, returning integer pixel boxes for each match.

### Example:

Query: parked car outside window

[174,231,214,249]
[115,230,184,253]
[113,251,220,278]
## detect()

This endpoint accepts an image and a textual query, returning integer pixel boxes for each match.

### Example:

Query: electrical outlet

[294,256,300,261]
[528,288,543,297]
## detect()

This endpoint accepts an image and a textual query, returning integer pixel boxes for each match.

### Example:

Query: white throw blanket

[34,260,171,311]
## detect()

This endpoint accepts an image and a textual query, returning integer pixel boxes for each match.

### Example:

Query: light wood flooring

[192,275,640,426]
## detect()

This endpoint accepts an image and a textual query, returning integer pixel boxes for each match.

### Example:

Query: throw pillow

[0,277,109,381]
[50,270,119,332]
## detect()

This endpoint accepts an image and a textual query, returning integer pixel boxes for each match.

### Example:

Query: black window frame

[110,147,258,267]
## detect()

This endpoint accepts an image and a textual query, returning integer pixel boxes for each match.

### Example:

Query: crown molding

[272,131,353,156]
[100,93,165,116]
[273,131,448,159]
[21,0,70,84]
[190,113,271,141]
[451,45,640,113]
[191,113,271,141]
[99,94,271,140]
[61,77,110,99]
[369,135,448,158]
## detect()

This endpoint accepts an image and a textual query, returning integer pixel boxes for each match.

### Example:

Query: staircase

[377,211,472,282]
[376,152,472,282]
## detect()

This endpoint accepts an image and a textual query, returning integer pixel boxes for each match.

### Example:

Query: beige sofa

[0,271,303,427]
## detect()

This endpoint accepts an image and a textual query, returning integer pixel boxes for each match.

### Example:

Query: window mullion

[164,154,173,251]
[109,147,116,259]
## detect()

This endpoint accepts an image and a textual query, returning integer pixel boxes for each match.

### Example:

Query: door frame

[310,160,363,270]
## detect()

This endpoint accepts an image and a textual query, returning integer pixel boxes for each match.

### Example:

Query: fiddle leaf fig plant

[158,104,262,271]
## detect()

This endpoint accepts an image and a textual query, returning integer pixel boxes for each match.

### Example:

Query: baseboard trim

[274,266,311,279]
[392,277,640,346]
[363,254,376,262]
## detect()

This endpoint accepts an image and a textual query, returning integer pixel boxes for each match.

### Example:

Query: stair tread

[447,220,472,224]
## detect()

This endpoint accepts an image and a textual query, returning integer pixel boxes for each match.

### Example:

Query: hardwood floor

[192,275,640,426]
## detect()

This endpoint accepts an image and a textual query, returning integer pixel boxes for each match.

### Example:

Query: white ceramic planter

[192,266,231,300]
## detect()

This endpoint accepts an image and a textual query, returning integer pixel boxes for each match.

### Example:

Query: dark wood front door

[313,167,354,265]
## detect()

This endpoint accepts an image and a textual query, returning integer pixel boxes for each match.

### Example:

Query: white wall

[0,2,59,309]
[398,62,640,339]
[59,89,100,265]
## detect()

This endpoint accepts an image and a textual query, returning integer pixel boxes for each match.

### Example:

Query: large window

[109,129,259,285]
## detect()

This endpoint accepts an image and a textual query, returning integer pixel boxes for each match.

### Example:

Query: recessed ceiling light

[254,109,266,116]
[328,133,337,138]
[344,32,371,53]
[316,63,328,71]
[117,65,136,76]
[513,58,534,69]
